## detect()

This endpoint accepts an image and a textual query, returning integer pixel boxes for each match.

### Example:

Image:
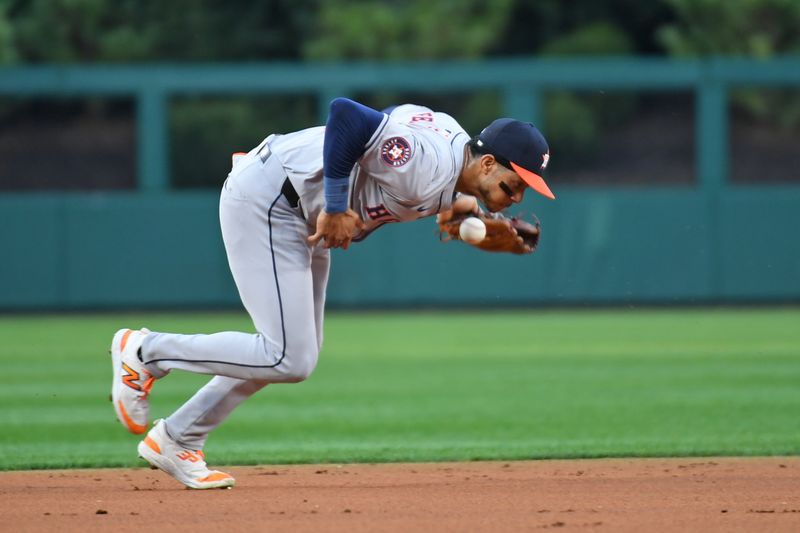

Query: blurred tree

[303,0,514,60]
[497,0,674,56]
[539,21,633,56]
[5,0,109,62]
[657,0,800,57]
[0,2,16,64]
[4,0,319,62]
[658,0,800,131]
[301,0,515,141]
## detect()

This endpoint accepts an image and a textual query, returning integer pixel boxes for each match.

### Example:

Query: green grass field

[1,308,798,470]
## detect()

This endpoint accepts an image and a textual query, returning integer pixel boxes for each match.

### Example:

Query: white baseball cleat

[138,419,235,490]
[110,328,154,434]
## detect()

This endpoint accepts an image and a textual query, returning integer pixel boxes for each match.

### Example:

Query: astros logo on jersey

[380,137,412,167]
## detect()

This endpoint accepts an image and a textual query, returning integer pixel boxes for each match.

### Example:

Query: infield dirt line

[1,457,799,532]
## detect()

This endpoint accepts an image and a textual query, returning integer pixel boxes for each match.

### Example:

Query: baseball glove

[438,212,541,254]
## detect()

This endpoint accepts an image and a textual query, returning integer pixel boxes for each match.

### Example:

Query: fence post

[696,70,729,298]
[697,79,728,193]
[503,86,543,128]
[137,88,169,191]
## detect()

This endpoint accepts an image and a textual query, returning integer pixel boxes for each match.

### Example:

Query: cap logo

[380,137,412,167]
[541,152,550,170]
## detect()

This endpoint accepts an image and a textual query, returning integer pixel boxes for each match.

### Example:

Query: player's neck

[454,146,480,196]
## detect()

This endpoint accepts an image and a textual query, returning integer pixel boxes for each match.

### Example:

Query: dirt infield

[2,457,798,532]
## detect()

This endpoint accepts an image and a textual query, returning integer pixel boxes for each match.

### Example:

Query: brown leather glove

[438,212,541,254]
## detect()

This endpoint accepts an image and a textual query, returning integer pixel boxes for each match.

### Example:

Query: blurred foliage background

[0,0,799,189]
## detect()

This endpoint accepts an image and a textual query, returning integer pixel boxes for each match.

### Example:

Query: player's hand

[436,194,482,225]
[307,209,365,250]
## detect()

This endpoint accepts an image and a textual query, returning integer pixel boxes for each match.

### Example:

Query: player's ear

[480,154,497,175]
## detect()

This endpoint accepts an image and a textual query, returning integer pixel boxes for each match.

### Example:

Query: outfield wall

[2,186,798,309]
[1,59,799,309]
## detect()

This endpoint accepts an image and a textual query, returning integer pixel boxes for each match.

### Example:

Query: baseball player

[109,98,553,489]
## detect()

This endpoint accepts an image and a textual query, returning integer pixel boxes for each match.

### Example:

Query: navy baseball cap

[477,118,554,200]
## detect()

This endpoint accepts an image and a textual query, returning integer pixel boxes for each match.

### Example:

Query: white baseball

[459,217,486,244]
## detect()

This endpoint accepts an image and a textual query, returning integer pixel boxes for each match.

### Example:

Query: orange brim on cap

[510,162,555,200]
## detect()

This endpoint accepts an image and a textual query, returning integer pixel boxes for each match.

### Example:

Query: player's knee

[274,338,319,383]
[281,350,318,382]
[253,333,318,382]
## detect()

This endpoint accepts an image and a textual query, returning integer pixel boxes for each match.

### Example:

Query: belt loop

[258,144,272,164]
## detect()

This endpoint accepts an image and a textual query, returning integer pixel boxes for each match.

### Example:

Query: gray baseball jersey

[270,103,469,238]
[137,104,469,449]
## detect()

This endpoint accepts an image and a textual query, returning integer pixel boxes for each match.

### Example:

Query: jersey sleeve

[358,109,458,206]
[322,98,387,212]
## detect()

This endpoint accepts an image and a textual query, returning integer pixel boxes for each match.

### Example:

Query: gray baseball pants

[139,150,330,449]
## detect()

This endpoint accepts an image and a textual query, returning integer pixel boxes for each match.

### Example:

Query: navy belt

[281,178,299,208]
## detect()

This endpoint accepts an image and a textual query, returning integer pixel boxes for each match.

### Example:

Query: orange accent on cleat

[143,436,161,454]
[117,400,147,434]
[121,363,142,391]
[136,419,234,490]
[197,472,233,483]
[142,376,155,395]
[119,329,133,353]
[176,451,202,463]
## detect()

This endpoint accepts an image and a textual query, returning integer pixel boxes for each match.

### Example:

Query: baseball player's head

[465,119,553,211]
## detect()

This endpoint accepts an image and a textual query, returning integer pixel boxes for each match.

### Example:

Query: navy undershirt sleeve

[323,98,385,213]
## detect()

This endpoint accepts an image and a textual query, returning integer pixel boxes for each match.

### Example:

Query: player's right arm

[307,98,382,249]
